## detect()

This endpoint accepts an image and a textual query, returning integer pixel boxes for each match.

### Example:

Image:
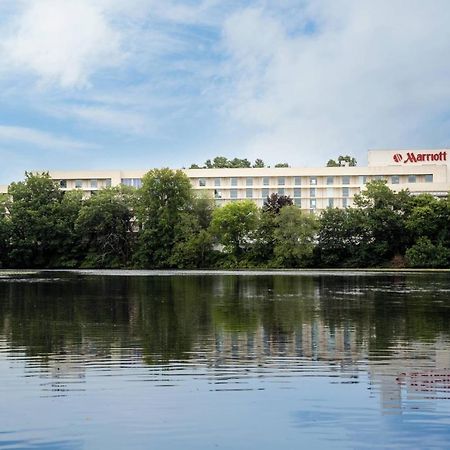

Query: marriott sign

[392,151,447,164]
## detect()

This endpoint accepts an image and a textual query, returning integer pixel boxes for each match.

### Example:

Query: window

[343,198,349,208]
[294,188,301,198]
[408,175,416,183]
[359,176,367,185]
[75,179,82,189]
[328,198,334,208]
[263,176,270,186]
[425,174,433,183]
[391,175,400,184]
[105,179,112,188]
[294,176,301,186]
[342,176,350,185]
[246,177,253,186]
[59,180,67,189]
[326,176,334,185]
[121,178,142,188]
[215,178,221,187]
[278,188,285,196]
[214,189,222,199]
[90,179,98,189]
[278,176,285,186]
[327,187,333,197]
[294,198,301,207]
[230,189,238,199]
[342,187,349,197]
[310,177,317,185]
[231,177,238,186]
[374,175,384,181]
[199,178,206,187]
[262,188,269,198]
[246,188,253,198]
[310,188,316,197]
[310,199,316,209]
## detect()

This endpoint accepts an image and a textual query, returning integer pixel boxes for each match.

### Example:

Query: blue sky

[1,0,450,183]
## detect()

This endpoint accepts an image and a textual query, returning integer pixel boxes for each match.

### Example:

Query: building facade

[1,149,449,212]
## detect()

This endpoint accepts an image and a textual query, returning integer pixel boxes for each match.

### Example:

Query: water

[0,271,450,449]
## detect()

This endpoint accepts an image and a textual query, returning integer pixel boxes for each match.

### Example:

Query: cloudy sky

[0,0,450,182]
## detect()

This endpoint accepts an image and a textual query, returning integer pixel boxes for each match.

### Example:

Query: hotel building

[1,149,449,212]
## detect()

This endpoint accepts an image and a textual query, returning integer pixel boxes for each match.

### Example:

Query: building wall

[1,149,449,212]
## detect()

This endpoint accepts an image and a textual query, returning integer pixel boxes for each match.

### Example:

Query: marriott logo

[393,151,447,164]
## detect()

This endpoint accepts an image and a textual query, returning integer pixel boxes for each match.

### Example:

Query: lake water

[1,271,450,449]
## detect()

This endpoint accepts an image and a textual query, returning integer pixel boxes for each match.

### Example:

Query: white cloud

[0,125,97,150]
[58,105,151,135]
[221,1,450,165]
[2,0,122,88]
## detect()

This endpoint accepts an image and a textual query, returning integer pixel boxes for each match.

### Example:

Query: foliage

[274,163,289,168]
[134,168,194,268]
[326,155,357,167]
[5,172,82,268]
[190,156,265,169]
[316,207,372,267]
[0,172,449,269]
[262,193,293,214]
[75,187,134,268]
[273,207,318,267]
[406,237,450,268]
[210,200,259,261]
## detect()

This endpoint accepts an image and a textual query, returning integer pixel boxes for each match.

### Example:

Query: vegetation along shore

[0,169,449,269]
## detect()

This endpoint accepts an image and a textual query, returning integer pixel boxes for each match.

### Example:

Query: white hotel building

[1,149,449,212]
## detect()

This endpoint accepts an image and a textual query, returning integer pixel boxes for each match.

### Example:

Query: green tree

[316,207,371,267]
[0,197,9,268]
[210,200,259,261]
[406,237,450,268]
[75,187,134,268]
[169,196,216,268]
[275,162,289,168]
[326,155,357,167]
[134,168,194,268]
[251,193,294,265]
[353,180,413,264]
[253,159,265,168]
[6,172,82,268]
[273,207,318,267]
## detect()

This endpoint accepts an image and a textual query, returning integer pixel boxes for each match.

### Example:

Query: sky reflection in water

[0,271,450,449]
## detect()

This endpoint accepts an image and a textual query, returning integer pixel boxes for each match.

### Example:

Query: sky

[1,0,450,183]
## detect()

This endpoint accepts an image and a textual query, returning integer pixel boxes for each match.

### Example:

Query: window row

[215,188,352,199]
[59,179,112,189]
[199,174,433,187]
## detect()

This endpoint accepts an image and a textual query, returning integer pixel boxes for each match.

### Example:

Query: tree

[326,155,357,167]
[352,180,413,264]
[134,168,194,268]
[253,159,265,168]
[316,207,372,267]
[0,197,9,268]
[169,196,216,268]
[189,157,271,169]
[262,193,293,214]
[76,187,135,268]
[210,200,259,261]
[275,163,289,168]
[6,172,82,268]
[273,207,318,267]
[406,237,449,268]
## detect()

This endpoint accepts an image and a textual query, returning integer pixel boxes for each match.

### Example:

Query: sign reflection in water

[0,271,450,449]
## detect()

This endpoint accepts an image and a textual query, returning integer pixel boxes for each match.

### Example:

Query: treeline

[189,156,289,169]
[0,170,449,269]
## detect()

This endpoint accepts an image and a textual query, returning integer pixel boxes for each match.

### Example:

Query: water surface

[1,271,450,449]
